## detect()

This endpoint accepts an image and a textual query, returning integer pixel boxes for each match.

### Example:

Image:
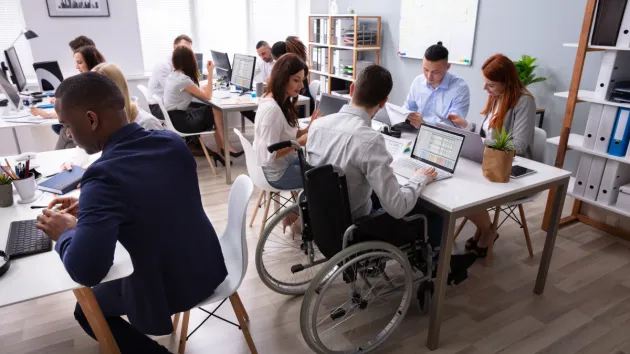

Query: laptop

[436,122,486,163]
[392,124,466,181]
[318,93,349,116]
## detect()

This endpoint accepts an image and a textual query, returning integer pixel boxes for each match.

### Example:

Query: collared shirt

[404,71,470,125]
[254,59,274,84]
[306,105,429,220]
[147,55,173,104]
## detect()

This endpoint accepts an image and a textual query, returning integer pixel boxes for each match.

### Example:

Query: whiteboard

[398,0,479,66]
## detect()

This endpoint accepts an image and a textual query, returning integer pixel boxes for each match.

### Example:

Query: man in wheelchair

[305,64,476,284]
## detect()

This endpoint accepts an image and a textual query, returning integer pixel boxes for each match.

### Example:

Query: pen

[30,205,47,209]
[25,159,30,179]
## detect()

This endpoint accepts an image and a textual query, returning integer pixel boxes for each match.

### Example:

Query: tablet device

[435,113,458,127]
[511,165,536,178]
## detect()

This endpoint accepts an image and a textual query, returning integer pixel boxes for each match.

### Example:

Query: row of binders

[594,51,630,103]
[574,155,630,207]
[313,18,329,44]
[591,0,630,47]
[311,47,329,73]
[582,104,630,157]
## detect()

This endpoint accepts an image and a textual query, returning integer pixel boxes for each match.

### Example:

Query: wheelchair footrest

[291,264,305,273]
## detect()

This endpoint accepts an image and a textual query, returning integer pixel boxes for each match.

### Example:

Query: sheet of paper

[381,134,412,157]
[385,103,412,125]
[221,97,255,105]
[3,117,49,124]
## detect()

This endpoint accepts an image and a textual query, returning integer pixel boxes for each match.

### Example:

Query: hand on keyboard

[36,209,77,241]
[414,167,437,182]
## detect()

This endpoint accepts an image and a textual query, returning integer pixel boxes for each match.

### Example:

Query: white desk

[200,90,311,184]
[0,98,58,154]
[0,149,132,354]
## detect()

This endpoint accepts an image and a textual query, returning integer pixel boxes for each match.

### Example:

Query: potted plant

[513,55,547,87]
[0,174,14,207]
[482,128,515,183]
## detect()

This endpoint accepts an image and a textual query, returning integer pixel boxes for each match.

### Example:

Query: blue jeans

[267,155,303,190]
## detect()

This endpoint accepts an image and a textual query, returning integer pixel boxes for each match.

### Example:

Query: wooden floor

[3,130,630,354]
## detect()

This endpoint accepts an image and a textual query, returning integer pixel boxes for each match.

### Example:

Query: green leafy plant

[488,127,515,152]
[513,55,547,87]
[0,174,13,185]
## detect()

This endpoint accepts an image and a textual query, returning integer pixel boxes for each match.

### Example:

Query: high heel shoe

[469,231,500,258]
[207,149,232,167]
[221,148,244,158]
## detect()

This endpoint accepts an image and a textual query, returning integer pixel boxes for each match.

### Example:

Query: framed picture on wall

[46,0,110,18]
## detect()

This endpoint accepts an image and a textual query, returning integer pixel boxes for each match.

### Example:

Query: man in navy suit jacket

[36,72,227,353]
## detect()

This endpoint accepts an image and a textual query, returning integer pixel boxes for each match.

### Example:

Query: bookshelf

[542,0,630,240]
[307,14,381,95]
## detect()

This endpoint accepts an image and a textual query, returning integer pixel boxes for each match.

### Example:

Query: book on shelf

[313,18,329,44]
[310,47,329,73]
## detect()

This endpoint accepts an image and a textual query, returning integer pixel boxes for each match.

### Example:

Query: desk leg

[534,181,567,294]
[224,110,232,184]
[12,128,22,154]
[538,111,545,129]
[73,287,120,354]
[427,213,456,350]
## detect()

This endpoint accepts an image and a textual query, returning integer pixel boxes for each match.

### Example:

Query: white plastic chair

[173,175,257,354]
[138,84,217,176]
[455,127,547,260]
[309,80,321,102]
[234,128,298,237]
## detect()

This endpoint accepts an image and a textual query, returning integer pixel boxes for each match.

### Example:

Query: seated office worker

[254,54,320,190]
[306,65,475,275]
[35,72,227,353]
[164,45,242,162]
[254,40,274,83]
[147,34,193,120]
[448,54,536,257]
[404,42,470,128]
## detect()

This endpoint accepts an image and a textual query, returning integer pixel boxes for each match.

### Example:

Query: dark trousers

[168,102,215,134]
[241,110,255,123]
[149,104,164,121]
[74,279,171,353]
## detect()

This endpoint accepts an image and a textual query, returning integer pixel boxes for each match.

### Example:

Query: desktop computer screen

[412,125,464,173]
[195,53,203,73]
[230,54,256,91]
[4,47,27,92]
[0,71,22,111]
[211,50,231,81]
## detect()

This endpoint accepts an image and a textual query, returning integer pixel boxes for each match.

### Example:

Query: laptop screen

[411,124,465,174]
[318,93,349,116]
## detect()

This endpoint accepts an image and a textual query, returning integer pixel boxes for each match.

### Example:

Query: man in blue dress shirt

[36,72,227,353]
[404,42,471,128]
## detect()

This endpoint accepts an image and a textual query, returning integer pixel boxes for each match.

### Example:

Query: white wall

[20,0,144,76]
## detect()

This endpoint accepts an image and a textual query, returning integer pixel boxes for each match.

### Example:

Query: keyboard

[392,157,451,181]
[6,219,52,259]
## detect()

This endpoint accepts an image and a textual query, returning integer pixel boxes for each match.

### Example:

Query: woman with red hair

[448,53,537,257]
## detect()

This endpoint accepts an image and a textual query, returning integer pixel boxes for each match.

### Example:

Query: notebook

[38,166,84,194]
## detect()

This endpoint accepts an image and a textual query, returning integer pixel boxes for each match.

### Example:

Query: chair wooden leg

[178,310,191,354]
[258,192,273,237]
[172,312,181,334]
[518,204,534,257]
[453,217,469,240]
[485,206,502,266]
[249,190,265,228]
[198,136,217,176]
[233,291,249,322]
[229,295,258,354]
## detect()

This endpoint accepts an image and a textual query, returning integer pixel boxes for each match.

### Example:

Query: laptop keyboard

[393,157,450,180]
[6,219,52,259]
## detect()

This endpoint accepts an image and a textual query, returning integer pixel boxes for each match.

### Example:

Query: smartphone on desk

[511,165,536,179]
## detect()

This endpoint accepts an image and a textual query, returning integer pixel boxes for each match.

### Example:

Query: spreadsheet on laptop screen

[412,125,464,171]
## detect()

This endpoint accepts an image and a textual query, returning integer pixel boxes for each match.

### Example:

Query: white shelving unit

[563,43,630,51]
[554,90,630,110]
[547,133,630,164]
[567,177,630,218]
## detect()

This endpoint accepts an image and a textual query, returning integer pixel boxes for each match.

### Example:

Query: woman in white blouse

[253,53,320,190]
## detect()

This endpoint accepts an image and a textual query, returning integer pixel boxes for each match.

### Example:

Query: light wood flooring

[3,130,630,354]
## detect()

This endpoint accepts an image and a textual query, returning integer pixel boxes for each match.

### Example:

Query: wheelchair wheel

[300,241,414,354]
[256,203,327,295]
[416,280,433,314]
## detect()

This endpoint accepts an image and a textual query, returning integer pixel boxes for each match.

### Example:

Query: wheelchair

[255,141,453,353]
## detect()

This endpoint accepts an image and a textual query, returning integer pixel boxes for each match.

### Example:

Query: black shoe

[464,237,478,251]
[431,253,476,285]
[469,233,500,259]
[208,150,233,167]
[221,148,244,158]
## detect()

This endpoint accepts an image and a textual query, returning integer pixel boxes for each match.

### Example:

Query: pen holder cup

[0,183,13,207]
[13,175,40,204]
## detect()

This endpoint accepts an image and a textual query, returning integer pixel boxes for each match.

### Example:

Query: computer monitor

[230,54,256,91]
[318,93,350,116]
[0,71,23,112]
[4,46,27,92]
[411,124,465,174]
[33,61,64,92]
[211,50,231,81]
[195,53,203,73]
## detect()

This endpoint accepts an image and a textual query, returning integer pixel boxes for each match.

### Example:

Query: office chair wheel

[300,241,413,354]
[416,280,433,314]
[256,203,327,295]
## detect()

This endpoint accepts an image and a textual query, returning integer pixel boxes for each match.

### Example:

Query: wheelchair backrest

[304,164,353,259]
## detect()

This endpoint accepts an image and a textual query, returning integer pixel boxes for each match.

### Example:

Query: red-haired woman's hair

[480,54,533,129]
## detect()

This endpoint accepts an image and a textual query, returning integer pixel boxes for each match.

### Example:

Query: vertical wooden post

[542,0,598,231]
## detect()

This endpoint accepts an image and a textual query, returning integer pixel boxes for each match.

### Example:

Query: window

[193,0,249,61]
[251,0,298,50]
[136,0,193,71]
[0,0,35,78]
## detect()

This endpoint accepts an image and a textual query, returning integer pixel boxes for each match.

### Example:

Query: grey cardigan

[475,94,536,159]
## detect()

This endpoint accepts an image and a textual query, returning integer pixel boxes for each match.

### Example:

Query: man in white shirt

[253,41,274,84]
[307,64,476,281]
[147,34,193,119]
